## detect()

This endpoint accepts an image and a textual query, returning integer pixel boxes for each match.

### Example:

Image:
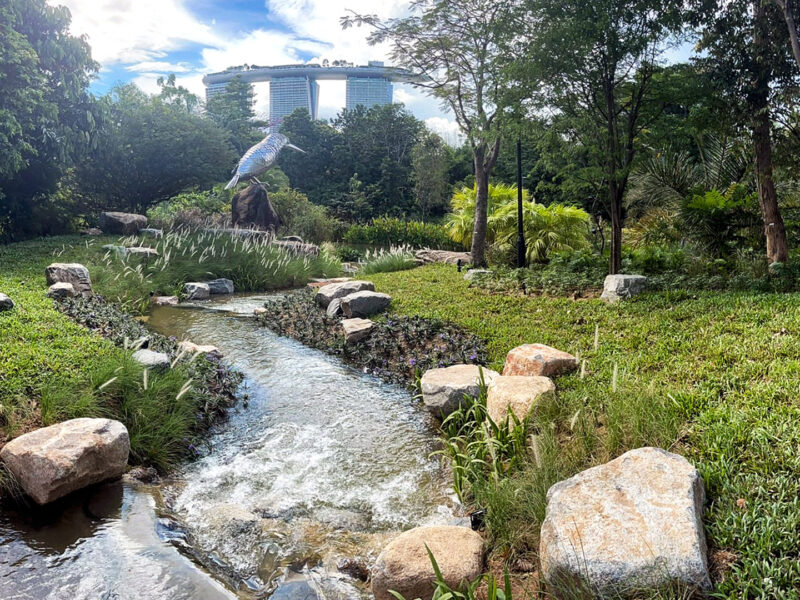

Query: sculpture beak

[286,143,306,154]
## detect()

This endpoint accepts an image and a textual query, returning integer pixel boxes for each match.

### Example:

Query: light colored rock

[315,280,375,308]
[0,293,14,310]
[102,244,129,257]
[184,282,211,300]
[372,525,484,600]
[464,268,491,281]
[341,318,375,344]
[139,228,163,238]
[487,375,556,426]
[179,340,220,355]
[206,278,234,294]
[601,274,648,303]
[80,227,103,236]
[341,291,391,318]
[45,263,92,297]
[47,282,77,299]
[307,277,352,290]
[421,364,500,418]
[539,447,710,595]
[152,295,179,306]
[132,349,170,369]
[254,307,267,315]
[124,247,159,259]
[326,297,343,317]
[502,344,577,378]
[98,211,147,234]
[415,249,472,265]
[0,418,130,505]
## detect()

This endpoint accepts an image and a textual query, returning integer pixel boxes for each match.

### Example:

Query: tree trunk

[753,1,789,263]
[470,162,490,267]
[609,182,623,274]
[775,0,800,70]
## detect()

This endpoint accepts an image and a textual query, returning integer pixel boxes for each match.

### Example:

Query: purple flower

[469,353,477,361]
[409,358,417,367]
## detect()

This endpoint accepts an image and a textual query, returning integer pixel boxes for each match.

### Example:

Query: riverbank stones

[47,282,78,299]
[184,282,211,300]
[601,274,647,303]
[45,263,92,297]
[99,211,147,234]
[315,280,375,308]
[502,344,577,378]
[421,364,500,418]
[539,447,710,595]
[132,349,170,369]
[153,295,179,306]
[342,318,375,344]
[341,291,391,318]
[0,418,130,504]
[307,277,352,290]
[372,525,484,600]
[0,293,14,310]
[179,340,220,355]
[206,278,234,294]
[487,375,555,426]
[139,228,163,238]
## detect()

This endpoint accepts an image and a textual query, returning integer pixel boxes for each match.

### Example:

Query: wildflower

[469,353,477,361]
[409,358,417,366]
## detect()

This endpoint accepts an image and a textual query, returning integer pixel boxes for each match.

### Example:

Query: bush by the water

[343,217,457,249]
[255,292,487,386]
[269,188,346,243]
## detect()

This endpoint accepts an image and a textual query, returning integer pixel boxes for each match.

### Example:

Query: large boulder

[341,291,391,318]
[539,447,710,595]
[372,525,484,600]
[125,247,159,259]
[231,183,282,231]
[315,280,375,308]
[415,249,472,265]
[184,282,211,300]
[326,297,344,317]
[139,228,163,238]
[487,375,556,426]
[45,263,92,297]
[0,293,14,311]
[307,277,352,290]
[99,211,147,235]
[421,364,500,418]
[206,278,234,295]
[502,344,577,378]
[132,349,170,369]
[341,318,375,344]
[0,418,130,505]
[601,274,648,303]
[47,282,77,299]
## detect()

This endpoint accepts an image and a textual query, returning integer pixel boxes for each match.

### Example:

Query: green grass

[366,264,800,598]
[357,246,418,275]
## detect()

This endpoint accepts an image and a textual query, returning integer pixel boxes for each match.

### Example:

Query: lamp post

[516,138,526,269]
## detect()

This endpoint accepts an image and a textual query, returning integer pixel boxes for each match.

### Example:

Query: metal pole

[516,138,526,268]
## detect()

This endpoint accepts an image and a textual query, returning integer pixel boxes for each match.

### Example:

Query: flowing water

[0,294,456,599]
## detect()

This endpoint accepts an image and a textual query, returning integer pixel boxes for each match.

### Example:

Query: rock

[539,447,710,595]
[338,558,370,582]
[271,581,318,600]
[132,349,170,369]
[271,239,321,257]
[254,307,267,315]
[178,341,220,355]
[486,375,556,426]
[283,235,304,243]
[341,291,391,318]
[307,277,352,290]
[0,293,14,310]
[206,278,234,294]
[372,525,484,600]
[139,228,163,238]
[231,183,282,231]
[342,318,375,344]
[80,227,103,236]
[421,364,500,418]
[415,249,472,265]
[464,269,491,281]
[152,295,179,306]
[315,280,375,308]
[45,263,92,297]
[102,244,129,257]
[601,274,648,303]
[326,297,344,317]
[183,282,211,300]
[47,282,77,299]
[99,211,147,235]
[124,465,159,484]
[0,418,130,505]
[502,344,578,378]
[125,247,159,259]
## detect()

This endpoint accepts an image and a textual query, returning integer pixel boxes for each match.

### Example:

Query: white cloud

[425,117,465,147]
[126,61,194,73]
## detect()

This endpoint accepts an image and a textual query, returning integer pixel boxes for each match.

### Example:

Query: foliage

[412,132,452,219]
[255,292,487,387]
[268,188,345,243]
[147,185,234,228]
[344,217,456,249]
[358,246,418,275]
[445,184,521,248]
[625,208,683,248]
[205,75,260,156]
[680,186,761,258]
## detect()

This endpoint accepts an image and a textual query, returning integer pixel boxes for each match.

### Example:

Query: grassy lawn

[367,264,800,598]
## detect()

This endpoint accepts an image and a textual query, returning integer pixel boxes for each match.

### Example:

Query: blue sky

[55,0,463,142]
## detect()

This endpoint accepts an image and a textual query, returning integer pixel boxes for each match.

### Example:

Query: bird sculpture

[225,131,305,190]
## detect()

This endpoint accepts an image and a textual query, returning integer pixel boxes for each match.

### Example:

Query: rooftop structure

[202,61,418,122]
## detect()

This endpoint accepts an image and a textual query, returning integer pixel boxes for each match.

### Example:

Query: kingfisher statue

[225,130,305,190]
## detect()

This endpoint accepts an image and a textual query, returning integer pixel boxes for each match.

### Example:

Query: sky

[51,0,464,144]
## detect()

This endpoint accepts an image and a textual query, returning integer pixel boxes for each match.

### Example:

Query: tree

[206,75,260,156]
[342,0,516,265]
[516,0,684,273]
[0,0,99,241]
[692,0,795,263]
[412,132,451,219]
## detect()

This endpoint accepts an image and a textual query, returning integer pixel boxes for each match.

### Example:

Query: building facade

[269,76,320,122]
[345,76,393,111]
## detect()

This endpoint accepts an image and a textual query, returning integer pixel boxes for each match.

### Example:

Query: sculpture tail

[224,173,240,190]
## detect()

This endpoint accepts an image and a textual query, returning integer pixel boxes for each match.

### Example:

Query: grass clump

[358,245,418,275]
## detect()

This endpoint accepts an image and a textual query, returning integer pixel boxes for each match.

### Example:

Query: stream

[0,294,456,599]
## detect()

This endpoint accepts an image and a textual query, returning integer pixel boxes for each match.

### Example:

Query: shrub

[344,217,456,249]
[680,186,761,258]
[147,185,233,228]
[444,183,520,248]
[268,188,346,243]
[358,246,418,275]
